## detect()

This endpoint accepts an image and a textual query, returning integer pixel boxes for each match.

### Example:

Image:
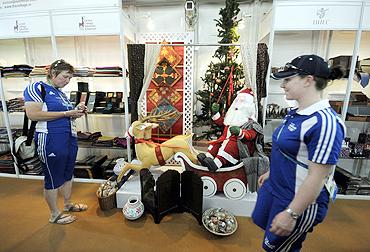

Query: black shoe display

[203,157,219,172]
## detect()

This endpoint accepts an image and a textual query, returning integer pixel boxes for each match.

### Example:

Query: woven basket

[96,189,117,211]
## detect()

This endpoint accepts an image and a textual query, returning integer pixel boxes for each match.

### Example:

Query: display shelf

[265,118,283,122]
[337,194,370,200]
[116,165,257,217]
[4,89,25,93]
[1,77,30,80]
[339,157,369,160]
[78,141,128,150]
[260,1,370,186]
[0,0,134,179]
[85,113,128,118]
[260,0,369,126]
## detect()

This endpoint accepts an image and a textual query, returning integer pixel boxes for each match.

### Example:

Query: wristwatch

[286,208,299,220]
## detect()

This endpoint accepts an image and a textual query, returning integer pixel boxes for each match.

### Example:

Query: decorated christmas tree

[194,0,245,140]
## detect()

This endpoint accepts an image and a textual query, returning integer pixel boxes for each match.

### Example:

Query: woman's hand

[76,103,88,114]
[269,210,296,236]
[258,171,270,187]
[65,109,85,119]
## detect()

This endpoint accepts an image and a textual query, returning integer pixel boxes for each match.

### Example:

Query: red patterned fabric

[146,42,184,138]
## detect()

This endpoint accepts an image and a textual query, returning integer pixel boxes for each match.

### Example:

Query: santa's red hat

[237,88,254,96]
[236,88,254,103]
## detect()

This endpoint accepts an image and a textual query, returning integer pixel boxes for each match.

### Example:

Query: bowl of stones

[202,208,238,236]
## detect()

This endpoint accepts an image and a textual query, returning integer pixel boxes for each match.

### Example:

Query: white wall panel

[135,6,184,33]
[0,39,27,66]
[270,31,316,67]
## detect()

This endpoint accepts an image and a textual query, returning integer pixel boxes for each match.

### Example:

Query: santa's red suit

[206,88,257,169]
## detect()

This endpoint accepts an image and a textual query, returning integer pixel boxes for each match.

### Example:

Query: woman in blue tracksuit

[24,59,87,225]
[252,55,345,251]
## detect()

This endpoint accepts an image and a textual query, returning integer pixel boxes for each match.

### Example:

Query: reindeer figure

[117,110,199,182]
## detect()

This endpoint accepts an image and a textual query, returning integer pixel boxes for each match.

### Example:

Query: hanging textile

[256,43,269,100]
[127,44,145,122]
[138,44,161,118]
[147,43,184,135]
[240,43,258,120]
[256,43,269,125]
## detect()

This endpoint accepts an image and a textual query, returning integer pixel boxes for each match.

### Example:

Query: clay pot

[122,196,144,220]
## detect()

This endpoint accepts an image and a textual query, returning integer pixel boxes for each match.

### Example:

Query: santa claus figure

[197,88,257,171]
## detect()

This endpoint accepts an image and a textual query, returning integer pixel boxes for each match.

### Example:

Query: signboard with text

[0,0,119,15]
[274,2,362,30]
[0,14,51,39]
[52,12,120,36]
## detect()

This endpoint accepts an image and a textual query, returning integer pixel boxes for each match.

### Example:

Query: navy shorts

[35,132,78,190]
[252,182,328,252]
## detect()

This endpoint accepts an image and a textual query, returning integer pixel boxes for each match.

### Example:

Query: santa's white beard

[224,103,255,127]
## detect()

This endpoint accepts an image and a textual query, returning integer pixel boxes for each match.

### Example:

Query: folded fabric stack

[19,156,43,175]
[6,97,24,112]
[0,128,8,141]
[77,132,127,148]
[74,67,95,77]
[29,65,49,77]
[93,136,115,147]
[94,66,122,77]
[1,64,33,77]
[0,151,15,174]
[77,131,102,142]
[114,137,127,148]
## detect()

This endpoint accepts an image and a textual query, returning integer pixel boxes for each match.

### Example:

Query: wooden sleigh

[174,152,248,200]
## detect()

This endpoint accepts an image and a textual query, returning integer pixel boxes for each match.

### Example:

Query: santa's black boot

[203,157,219,172]
[197,153,207,166]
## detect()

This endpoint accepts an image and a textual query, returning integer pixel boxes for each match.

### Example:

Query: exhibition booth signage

[274,1,363,31]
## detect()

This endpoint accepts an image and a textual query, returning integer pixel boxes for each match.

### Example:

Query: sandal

[49,213,76,225]
[64,203,88,212]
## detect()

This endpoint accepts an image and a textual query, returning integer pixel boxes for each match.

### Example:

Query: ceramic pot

[113,158,127,175]
[122,196,144,220]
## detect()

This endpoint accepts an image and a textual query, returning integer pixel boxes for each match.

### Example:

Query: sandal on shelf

[49,213,76,225]
[64,203,88,212]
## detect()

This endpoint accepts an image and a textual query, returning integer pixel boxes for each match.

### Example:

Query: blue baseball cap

[271,54,331,80]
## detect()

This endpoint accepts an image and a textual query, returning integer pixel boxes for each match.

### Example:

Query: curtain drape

[138,44,161,117]
[127,44,145,123]
[255,43,269,125]
[240,43,258,120]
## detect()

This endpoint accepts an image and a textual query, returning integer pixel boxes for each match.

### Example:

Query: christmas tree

[194,0,245,140]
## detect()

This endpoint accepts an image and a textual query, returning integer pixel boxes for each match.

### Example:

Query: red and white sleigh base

[174,152,248,200]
